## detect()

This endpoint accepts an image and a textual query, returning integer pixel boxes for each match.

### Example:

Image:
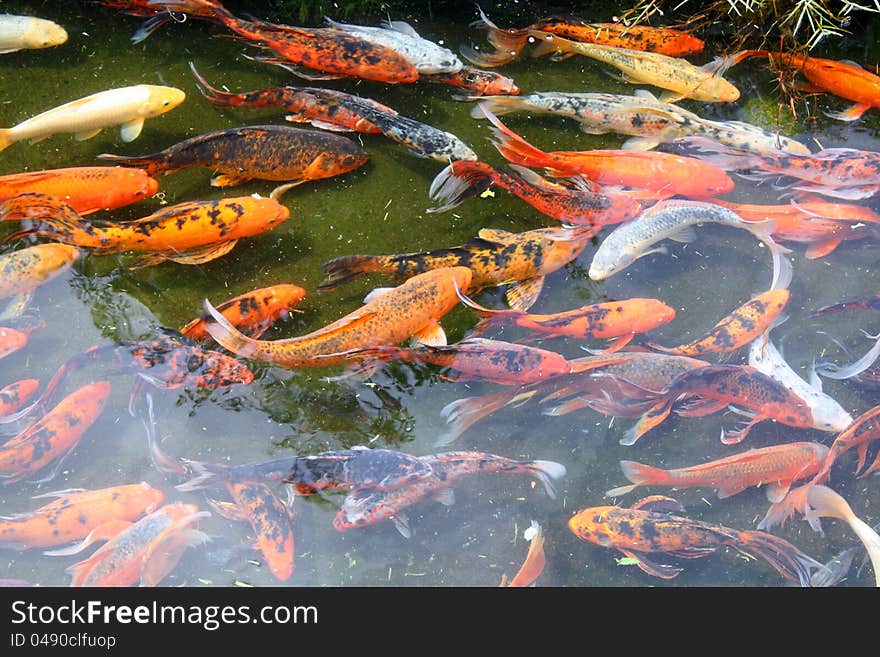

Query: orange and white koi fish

[605,442,829,501]
[649,289,789,357]
[569,495,823,585]
[0,14,67,54]
[180,284,306,342]
[500,521,545,587]
[0,483,164,551]
[0,85,184,152]
[0,167,158,215]
[67,503,210,587]
[0,381,111,485]
[422,66,519,96]
[203,267,473,369]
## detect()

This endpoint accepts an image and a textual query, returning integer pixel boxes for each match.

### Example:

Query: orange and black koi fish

[0,167,157,215]
[180,284,306,342]
[189,63,392,134]
[813,294,880,317]
[422,66,519,96]
[0,243,79,300]
[743,50,880,121]
[143,0,420,83]
[0,482,164,551]
[605,441,829,501]
[760,404,880,531]
[319,226,593,311]
[500,521,545,587]
[1,193,288,268]
[568,495,822,585]
[617,364,814,446]
[333,451,566,537]
[717,199,880,259]
[649,289,789,357]
[463,7,703,67]
[210,482,295,582]
[457,285,675,349]
[178,446,434,497]
[67,502,210,587]
[0,381,111,486]
[98,124,368,196]
[331,337,614,386]
[427,160,642,227]
[481,106,734,199]
[0,379,39,417]
[203,266,472,369]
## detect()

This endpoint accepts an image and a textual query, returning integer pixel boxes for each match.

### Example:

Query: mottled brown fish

[319,226,594,311]
[0,243,79,300]
[97,124,368,196]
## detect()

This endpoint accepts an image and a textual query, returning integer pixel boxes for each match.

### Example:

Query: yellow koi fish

[0,84,185,152]
[0,14,67,54]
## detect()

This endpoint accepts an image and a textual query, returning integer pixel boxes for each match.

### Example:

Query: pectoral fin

[506,276,544,310]
[669,226,697,243]
[119,120,144,142]
[73,129,102,141]
[625,550,684,580]
[805,238,842,259]
[432,488,455,506]
[270,180,305,200]
[621,137,661,151]
[166,240,239,266]
[824,103,871,122]
[211,174,250,188]
[412,320,447,346]
[477,227,515,244]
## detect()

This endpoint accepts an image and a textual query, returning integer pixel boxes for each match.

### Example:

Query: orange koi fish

[528,33,743,103]
[760,404,880,531]
[0,167,157,215]
[605,441,829,501]
[0,379,39,416]
[1,193,288,268]
[481,106,734,199]
[422,66,519,96]
[649,289,789,357]
[98,124,368,196]
[210,482,295,581]
[568,495,822,585]
[180,284,306,342]
[718,199,880,259]
[178,446,435,496]
[463,8,703,67]
[203,267,473,369]
[0,381,111,485]
[334,451,566,537]
[331,337,601,386]
[143,0,420,83]
[0,243,79,300]
[318,226,593,311]
[457,286,675,349]
[0,327,26,360]
[67,502,210,587]
[500,521,545,587]
[427,160,642,227]
[618,364,814,446]
[0,482,164,551]
[745,50,880,121]
[189,63,392,134]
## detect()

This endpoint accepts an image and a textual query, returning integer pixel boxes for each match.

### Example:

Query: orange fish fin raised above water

[411,320,447,346]
[825,102,871,122]
[506,276,544,311]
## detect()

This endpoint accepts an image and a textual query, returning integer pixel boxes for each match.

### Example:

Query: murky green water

[1,1,878,587]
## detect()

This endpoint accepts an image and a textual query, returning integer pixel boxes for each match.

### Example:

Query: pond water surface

[1,1,879,587]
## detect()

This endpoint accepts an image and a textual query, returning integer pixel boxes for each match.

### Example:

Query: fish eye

[163,100,170,106]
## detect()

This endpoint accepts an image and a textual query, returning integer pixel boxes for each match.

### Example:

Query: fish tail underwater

[0,0,877,589]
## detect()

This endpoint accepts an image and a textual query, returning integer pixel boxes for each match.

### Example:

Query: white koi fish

[0,84,186,152]
[0,14,67,54]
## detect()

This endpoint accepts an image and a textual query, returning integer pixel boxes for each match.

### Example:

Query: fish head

[447,141,479,162]
[810,400,853,433]
[136,482,167,514]
[141,85,187,118]
[776,137,812,156]
[588,250,627,281]
[25,19,68,49]
[702,78,741,103]
[415,49,464,75]
[484,74,520,96]
[568,506,618,547]
[635,299,677,330]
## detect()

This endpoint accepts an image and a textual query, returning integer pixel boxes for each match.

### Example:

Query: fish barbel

[588,200,792,291]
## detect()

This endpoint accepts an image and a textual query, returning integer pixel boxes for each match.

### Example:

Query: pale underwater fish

[0,14,67,54]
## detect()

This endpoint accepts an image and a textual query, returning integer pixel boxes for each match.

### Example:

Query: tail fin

[737,529,825,587]
[436,389,518,446]
[478,106,555,170]
[525,460,567,498]
[739,218,792,291]
[467,96,528,119]
[461,5,530,67]
[318,255,387,292]
[605,460,665,497]
[454,281,511,335]
[131,15,172,43]
[175,458,233,492]
[0,129,12,153]
[200,298,259,359]
[188,61,237,108]
[758,484,813,531]
[620,399,675,446]
[427,162,495,214]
